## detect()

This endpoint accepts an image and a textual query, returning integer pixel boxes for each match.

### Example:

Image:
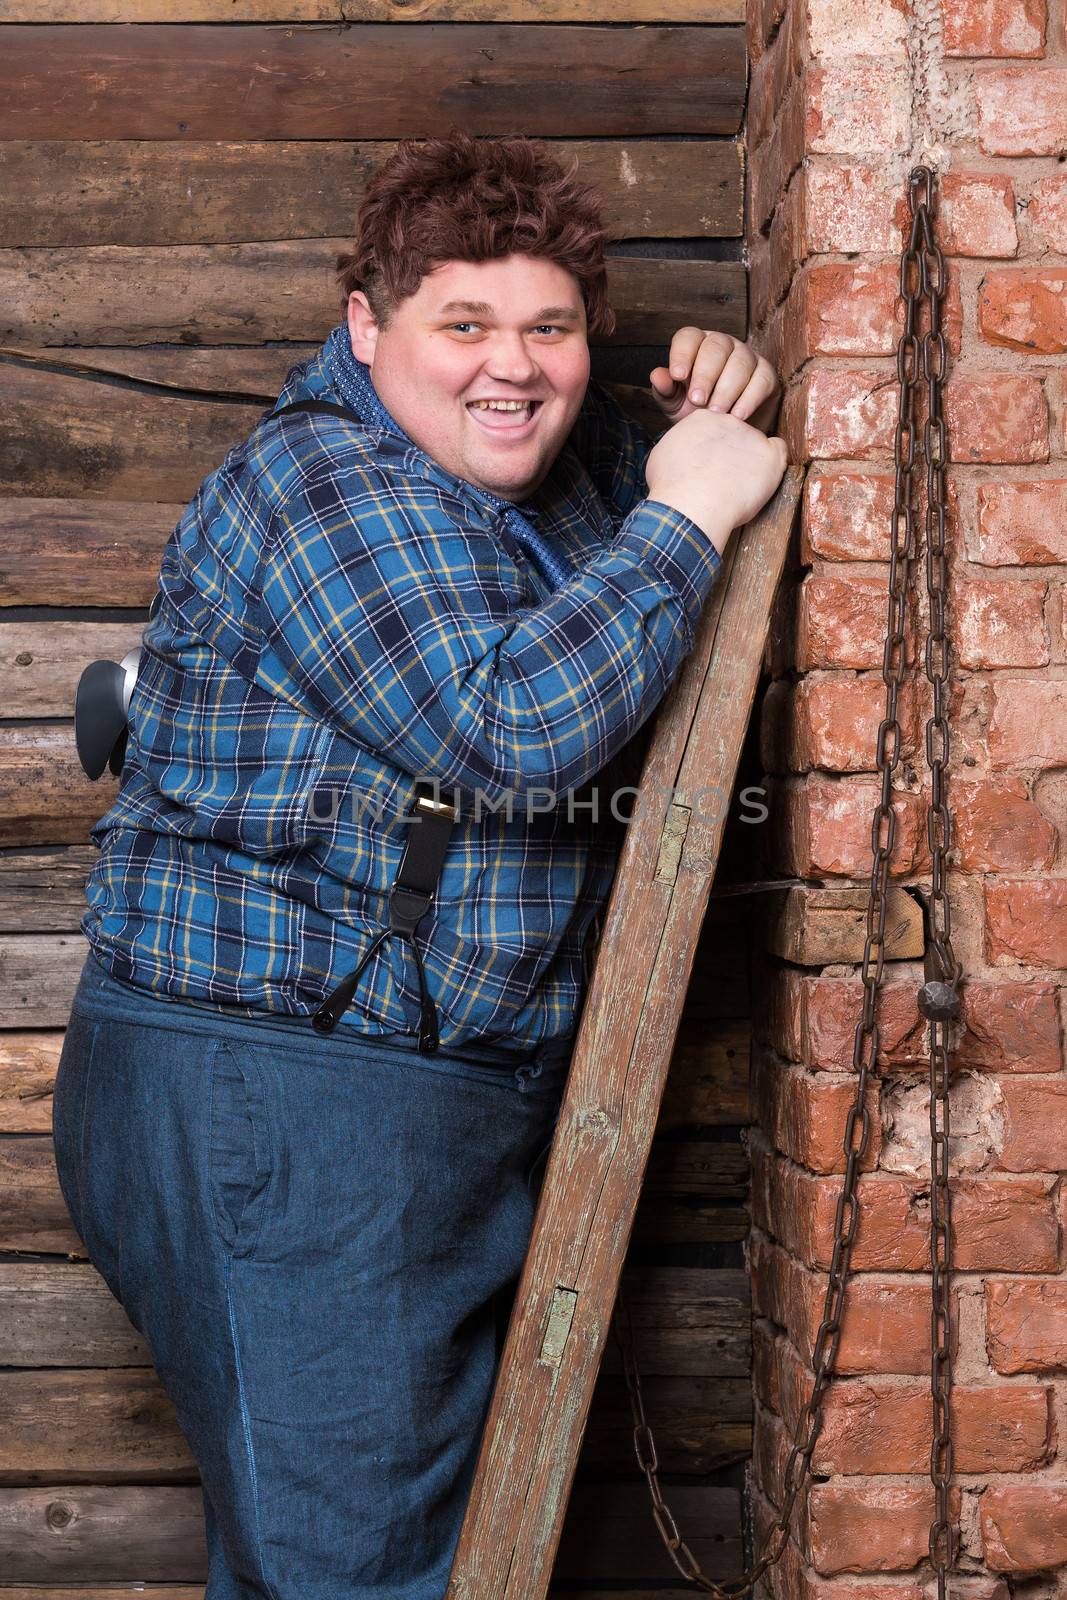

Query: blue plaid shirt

[82,326,722,1053]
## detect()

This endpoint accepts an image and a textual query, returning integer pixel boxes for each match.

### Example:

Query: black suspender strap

[271,398,368,424]
[311,785,458,1051]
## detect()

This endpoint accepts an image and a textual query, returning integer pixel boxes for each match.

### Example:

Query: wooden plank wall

[0,4,754,1593]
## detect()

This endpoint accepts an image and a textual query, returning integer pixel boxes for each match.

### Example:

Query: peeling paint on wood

[538,1287,578,1368]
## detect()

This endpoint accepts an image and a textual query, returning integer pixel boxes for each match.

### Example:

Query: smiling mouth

[465,401,543,434]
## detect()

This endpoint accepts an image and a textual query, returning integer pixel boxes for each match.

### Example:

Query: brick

[806,63,911,156]
[980,269,1067,355]
[801,1570,930,1600]
[785,369,899,461]
[952,1176,1059,1270]
[752,1318,784,1414]
[755,1326,809,1425]
[780,263,886,377]
[751,1048,881,1173]
[749,0,803,153]
[751,961,807,1062]
[943,374,1048,463]
[986,1278,1067,1373]
[797,570,905,670]
[812,1378,1051,1474]
[953,777,1058,873]
[750,1230,811,1347]
[805,976,1062,1076]
[951,674,998,769]
[754,1143,1059,1272]
[767,774,927,879]
[953,576,1049,667]
[754,1154,940,1273]
[752,1325,815,1425]
[808,1481,958,1575]
[757,1516,817,1600]
[806,978,926,1074]
[750,178,805,327]
[806,162,901,254]
[803,469,961,564]
[803,469,895,561]
[981,1483,1067,1572]
[749,71,806,235]
[943,0,1047,56]
[997,1079,1067,1171]
[937,171,1019,257]
[779,671,921,774]
[1027,174,1067,253]
[782,261,963,378]
[752,1399,784,1507]
[954,983,1063,1072]
[989,680,1067,767]
[804,0,907,57]
[975,68,1067,156]
[749,1230,932,1374]
[986,878,1067,967]
[974,480,1067,565]
[806,1583,929,1600]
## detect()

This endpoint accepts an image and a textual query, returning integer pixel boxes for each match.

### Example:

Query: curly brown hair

[336,129,620,338]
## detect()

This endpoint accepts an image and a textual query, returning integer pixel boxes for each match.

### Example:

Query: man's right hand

[643,409,790,555]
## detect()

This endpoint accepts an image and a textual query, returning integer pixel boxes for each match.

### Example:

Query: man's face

[346,253,592,503]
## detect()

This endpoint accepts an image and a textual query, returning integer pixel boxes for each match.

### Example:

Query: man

[53,131,787,1599]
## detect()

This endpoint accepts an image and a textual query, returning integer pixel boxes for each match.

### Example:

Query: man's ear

[347,291,380,365]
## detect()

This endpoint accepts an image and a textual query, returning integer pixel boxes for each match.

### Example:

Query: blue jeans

[52,947,571,1599]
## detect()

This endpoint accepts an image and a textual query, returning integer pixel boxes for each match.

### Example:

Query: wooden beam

[0,139,743,247]
[0,499,182,606]
[0,1589,203,1600]
[1,1,746,21]
[0,250,745,347]
[0,1485,208,1579]
[0,359,742,504]
[0,729,109,850]
[0,1362,748,1503]
[0,932,90,1025]
[0,1260,748,1373]
[0,1481,743,1585]
[0,1032,64,1134]
[0,25,746,140]
[0,364,262,500]
[444,466,804,1598]
[0,849,97,935]
[1,623,144,719]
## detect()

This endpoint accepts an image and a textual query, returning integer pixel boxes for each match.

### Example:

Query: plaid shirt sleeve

[251,417,721,809]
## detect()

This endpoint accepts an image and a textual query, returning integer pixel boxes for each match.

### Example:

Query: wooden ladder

[445,464,806,1598]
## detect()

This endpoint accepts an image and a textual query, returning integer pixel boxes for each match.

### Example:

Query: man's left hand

[650,329,782,435]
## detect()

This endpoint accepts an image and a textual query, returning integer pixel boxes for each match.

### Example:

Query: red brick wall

[746,0,1067,1587]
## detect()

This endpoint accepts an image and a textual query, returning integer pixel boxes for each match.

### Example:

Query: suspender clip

[311,783,458,1052]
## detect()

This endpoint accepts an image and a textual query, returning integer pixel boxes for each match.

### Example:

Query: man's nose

[483,335,539,381]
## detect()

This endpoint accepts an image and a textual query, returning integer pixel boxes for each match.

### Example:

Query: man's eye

[446,324,565,335]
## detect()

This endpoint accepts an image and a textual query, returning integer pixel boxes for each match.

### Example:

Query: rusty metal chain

[609,165,962,1599]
